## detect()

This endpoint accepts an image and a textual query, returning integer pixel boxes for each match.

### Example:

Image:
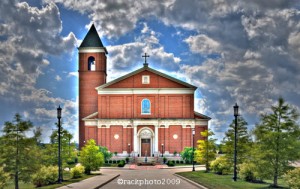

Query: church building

[78,24,211,157]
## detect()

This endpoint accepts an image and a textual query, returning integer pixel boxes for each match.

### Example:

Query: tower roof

[79,24,105,48]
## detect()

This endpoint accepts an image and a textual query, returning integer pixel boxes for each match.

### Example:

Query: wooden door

[141,139,151,156]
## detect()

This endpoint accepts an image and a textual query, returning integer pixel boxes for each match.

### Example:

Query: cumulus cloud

[52,0,300,140]
[0,0,77,142]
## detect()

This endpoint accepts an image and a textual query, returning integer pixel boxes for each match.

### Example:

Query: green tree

[0,166,10,188]
[195,129,216,172]
[99,146,112,161]
[0,114,40,189]
[253,97,300,187]
[180,147,193,164]
[222,116,251,166]
[80,139,104,174]
[42,126,77,168]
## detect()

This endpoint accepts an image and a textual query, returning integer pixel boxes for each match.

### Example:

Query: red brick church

[78,24,210,157]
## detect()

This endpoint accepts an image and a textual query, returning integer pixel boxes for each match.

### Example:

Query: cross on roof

[142,53,150,67]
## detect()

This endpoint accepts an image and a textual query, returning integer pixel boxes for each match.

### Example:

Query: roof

[96,65,197,90]
[194,111,211,120]
[79,24,105,48]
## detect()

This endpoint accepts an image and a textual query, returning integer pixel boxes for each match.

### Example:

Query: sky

[0,0,300,143]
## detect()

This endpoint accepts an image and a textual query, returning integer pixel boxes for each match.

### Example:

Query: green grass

[4,171,100,189]
[177,171,288,189]
[103,163,119,167]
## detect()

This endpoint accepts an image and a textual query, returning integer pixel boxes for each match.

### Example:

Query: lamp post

[192,128,195,172]
[233,103,239,181]
[161,144,164,157]
[57,105,63,184]
[128,143,131,157]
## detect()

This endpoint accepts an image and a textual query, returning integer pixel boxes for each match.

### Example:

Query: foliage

[167,160,175,166]
[238,162,260,182]
[0,113,41,188]
[222,116,252,166]
[283,168,300,189]
[180,147,194,164]
[253,97,300,187]
[118,160,125,167]
[99,146,113,161]
[195,129,217,172]
[70,165,85,179]
[80,139,104,174]
[0,166,10,188]
[210,156,231,175]
[43,126,77,169]
[32,165,58,187]
[173,151,177,156]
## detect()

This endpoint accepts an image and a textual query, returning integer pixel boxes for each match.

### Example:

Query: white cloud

[55,75,62,81]
[185,34,220,55]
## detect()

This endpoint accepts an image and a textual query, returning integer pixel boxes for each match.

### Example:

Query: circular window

[173,134,178,139]
[114,134,119,140]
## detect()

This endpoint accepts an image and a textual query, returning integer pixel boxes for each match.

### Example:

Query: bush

[118,160,125,167]
[113,160,117,164]
[239,163,259,182]
[210,156,231,175]
[70,165,85,179]
[116,160,120,163]
[125,157,129,163]
[167,160,175,167]
[284,168,300,189]
[180,160,184,164]
[176,160,180,164]
[32,166,58,187]
[0,166,10,189]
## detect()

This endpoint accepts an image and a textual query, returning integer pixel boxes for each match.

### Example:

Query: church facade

[78,25,210,157]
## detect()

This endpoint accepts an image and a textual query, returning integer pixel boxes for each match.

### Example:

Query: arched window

[88,56,96,71]
[141,99,151,114]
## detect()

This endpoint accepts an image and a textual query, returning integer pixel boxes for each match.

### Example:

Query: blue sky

[1,0,300,143]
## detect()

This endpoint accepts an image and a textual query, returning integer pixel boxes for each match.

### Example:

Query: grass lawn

[176,171,288,189]
[4,171,100,189]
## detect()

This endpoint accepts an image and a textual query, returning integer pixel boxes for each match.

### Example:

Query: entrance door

[141,139,151,157]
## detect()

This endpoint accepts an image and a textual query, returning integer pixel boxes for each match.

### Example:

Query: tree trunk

[15,172,19,189]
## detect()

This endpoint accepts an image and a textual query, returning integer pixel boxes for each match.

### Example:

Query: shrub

[0,166,10,189]
[118,160,125,167]
[105,160,108,164]
[210,156,231,175]
[116,160,120,163]
[32,166,58,187]
[70,165,85,179]
[176,160,180,164]
[180,160,184,164]
[167,161,175,167]
[125,157,129,163]
[113,160,117,164]
[239,163,259,182]
[284,168,300,189]
[163,157,167,164]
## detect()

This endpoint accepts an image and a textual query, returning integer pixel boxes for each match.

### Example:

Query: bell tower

[78,24,107,148]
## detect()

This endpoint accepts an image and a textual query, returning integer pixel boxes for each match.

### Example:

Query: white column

[155,125,158,153]
[133,125,138,152]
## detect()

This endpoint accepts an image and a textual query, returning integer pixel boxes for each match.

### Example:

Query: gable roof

[96,65,197,90]
[79,24,105,48]
[194,111,211,120]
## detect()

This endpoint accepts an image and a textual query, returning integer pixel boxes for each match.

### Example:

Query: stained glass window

[141,99,151,114]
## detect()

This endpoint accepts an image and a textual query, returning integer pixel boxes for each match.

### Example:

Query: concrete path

[57,165,206,189]
[57,169,120,189]
[101,166,205,189]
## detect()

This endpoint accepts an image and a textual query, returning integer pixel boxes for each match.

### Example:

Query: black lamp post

[128,143,131,157]
[57,105,63,184]
[192,128,195,172]
[233,103,239,181]
[161,144,164,157]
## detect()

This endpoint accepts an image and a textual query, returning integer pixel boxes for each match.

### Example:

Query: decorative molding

[97,88,194,95]
[78,47,106,53]
[84,118,208,128]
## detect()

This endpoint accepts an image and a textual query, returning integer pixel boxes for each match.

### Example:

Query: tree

[99,146,112,161]
[222,116,252,166]
[195,129,216,172]
[0,114,40,189]
[42,126,77,168]
[80,139,104,174]
[180,147,193,164]
[253,97,300,187]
